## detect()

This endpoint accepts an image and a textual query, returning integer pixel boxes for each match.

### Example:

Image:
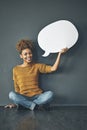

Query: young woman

[5,39,68,110]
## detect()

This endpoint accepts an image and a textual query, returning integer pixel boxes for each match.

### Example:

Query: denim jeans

[9,91,53,110]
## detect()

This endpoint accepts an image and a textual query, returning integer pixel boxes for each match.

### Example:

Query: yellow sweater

[13,63,51,97]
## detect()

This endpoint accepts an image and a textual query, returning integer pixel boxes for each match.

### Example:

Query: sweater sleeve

[37,63,52,73]
[13,67,20,93]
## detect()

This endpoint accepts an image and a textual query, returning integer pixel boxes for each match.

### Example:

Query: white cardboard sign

[38,20,79,57]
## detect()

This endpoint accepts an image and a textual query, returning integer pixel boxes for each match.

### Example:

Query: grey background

[0,0,87,106]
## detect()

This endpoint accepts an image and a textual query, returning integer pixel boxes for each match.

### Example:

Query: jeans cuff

[29,103,36,110]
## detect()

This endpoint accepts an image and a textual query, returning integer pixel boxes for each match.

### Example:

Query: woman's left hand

[59,48,68,54]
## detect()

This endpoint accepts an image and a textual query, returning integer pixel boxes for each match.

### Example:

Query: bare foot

[4,104,17,109]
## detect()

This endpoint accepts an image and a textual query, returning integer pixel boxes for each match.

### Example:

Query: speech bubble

[38,20,79,57]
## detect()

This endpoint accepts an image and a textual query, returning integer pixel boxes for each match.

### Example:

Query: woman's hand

[59,47,68,54]
[4,104,17,109]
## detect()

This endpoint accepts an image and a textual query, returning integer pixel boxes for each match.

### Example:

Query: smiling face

[20,48,33,64]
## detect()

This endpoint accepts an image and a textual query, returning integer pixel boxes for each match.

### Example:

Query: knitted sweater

[13,62,51,97]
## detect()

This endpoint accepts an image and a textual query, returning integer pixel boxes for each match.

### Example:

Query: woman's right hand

[59,47,68,54]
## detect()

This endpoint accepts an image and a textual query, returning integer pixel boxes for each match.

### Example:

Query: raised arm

[51,48,68,72]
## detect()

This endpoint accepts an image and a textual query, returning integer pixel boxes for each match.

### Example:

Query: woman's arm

[51,48,68,72]
[13,68,20,93]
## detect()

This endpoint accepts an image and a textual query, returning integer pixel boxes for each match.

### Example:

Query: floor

[0,106,87,130]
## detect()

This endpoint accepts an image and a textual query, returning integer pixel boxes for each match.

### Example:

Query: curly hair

[16,39,34,54]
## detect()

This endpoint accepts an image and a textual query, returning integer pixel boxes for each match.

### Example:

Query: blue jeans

[9,91,53,110]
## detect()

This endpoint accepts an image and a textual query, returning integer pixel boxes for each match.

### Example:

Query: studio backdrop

[0,0,87,106]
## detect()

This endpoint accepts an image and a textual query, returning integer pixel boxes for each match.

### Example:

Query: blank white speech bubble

[38,20,79,57]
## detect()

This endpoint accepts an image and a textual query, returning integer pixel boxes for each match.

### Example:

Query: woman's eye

[24,53,27,55]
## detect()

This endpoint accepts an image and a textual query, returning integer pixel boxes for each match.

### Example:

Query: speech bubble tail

[42,52,50,57]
